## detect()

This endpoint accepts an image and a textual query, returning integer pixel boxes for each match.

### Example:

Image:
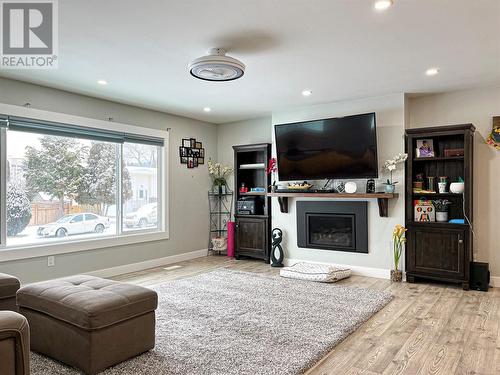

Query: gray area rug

[31,269,392,375]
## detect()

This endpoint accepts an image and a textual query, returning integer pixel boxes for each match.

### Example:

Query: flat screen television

[274,112,378,181]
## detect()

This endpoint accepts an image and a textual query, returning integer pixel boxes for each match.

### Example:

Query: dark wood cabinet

[235,216,269,260]
[407,225,467,282]
[233,144,271,262]
[405,124,474,290]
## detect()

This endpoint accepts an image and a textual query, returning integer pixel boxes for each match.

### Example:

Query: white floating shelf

[239,163,265,170]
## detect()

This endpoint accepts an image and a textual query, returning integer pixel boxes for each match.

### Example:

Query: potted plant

[383,153,408,193]
[433,199,452,222]
[207,159,233,194]
[391,224,407,282]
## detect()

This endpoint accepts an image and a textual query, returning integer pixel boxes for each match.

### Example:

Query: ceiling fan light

[189,48,245,82]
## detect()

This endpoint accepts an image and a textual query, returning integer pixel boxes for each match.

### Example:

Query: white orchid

[383,153,407,185]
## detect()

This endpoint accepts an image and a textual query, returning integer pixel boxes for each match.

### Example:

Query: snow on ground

[7,224,118,247]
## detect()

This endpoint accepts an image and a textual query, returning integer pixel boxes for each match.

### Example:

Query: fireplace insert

[297,201,368,253]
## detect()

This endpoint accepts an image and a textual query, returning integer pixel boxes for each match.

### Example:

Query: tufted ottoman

[17,275,158,374]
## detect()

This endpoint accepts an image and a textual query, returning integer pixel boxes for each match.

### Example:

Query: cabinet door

[408,227,466,280]
[236,217,268,258]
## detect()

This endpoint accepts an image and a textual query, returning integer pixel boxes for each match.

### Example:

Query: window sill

[0,230,169,262]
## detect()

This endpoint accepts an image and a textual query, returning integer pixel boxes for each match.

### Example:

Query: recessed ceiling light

[425,68,440,76]
[302,90,312,97]
[97,80,108,85]
[374,0,393,10]
[203,107,211,112]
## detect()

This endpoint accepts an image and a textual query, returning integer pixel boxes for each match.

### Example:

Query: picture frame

[414,199,435,222]
[416,139,435,158]
[180,138,204,168]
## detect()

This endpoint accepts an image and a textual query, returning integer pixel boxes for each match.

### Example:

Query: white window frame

[0,103,169,262]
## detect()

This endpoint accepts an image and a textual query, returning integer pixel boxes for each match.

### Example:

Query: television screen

[274,113,378,181]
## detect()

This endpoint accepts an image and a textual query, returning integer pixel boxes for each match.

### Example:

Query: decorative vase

[435,211,448,222]
[390,270,403,282]
[385,184,396,193]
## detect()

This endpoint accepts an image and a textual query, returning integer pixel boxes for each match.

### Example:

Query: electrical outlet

[47,256,55,267]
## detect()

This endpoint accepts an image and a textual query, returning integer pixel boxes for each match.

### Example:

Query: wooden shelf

[408,221,468,229]
[412,192,463,198]
[267,192,399,217]
[413,156,464,162]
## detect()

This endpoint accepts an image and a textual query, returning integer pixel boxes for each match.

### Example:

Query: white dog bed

[280,262,351,283]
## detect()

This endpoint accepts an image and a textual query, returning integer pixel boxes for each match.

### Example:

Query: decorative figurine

[271,228,284,268]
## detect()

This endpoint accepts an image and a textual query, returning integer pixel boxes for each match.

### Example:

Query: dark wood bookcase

[405,124,475,290]
[233,143,271,262]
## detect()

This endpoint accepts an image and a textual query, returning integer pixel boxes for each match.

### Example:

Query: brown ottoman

[0,273,21,312]
[17,274,158,374]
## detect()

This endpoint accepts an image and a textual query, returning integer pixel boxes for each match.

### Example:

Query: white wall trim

[284,258,391,280]
[490,276,500,288]
[86,249,207,278]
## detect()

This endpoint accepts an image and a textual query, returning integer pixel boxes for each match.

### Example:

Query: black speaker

[470,262,490,292]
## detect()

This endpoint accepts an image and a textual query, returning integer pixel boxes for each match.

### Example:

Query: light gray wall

[216,117,272,190]
[408,85,500,277]
[0,78,217,283]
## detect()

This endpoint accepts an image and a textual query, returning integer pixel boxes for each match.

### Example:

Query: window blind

[5,115,164,146]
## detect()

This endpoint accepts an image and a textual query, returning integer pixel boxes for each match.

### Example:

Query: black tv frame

[274,112,378,181]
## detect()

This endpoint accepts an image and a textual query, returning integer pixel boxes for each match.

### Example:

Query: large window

[0,113,166,253]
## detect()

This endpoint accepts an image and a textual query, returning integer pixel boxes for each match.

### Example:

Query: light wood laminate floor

[112,256,500,375]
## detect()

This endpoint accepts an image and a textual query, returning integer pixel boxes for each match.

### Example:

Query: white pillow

[280,262,351,283]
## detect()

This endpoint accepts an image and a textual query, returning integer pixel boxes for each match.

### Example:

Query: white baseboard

[86,249,207,278]
[283,258,391,279]
[490,276,500,288]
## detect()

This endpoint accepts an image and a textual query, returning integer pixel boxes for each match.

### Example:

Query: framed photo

[190,138,196,148]
[414,199,435,222]
[200,148,205,157]
[191,148,200,157]
[197,157,204,165]
[179,147,188,157]
[187,157,194,168]
[193,158,199,168]
[195,141,202,148]
[182,139,191,148]
[416,139,435,158]
[180,156,188,164]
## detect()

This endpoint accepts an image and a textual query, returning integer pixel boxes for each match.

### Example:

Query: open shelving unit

[405,124,475,290]
[233,143,272,262]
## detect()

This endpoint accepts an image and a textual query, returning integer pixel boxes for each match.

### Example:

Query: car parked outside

[124,203,157,229]
[37,213,110,238]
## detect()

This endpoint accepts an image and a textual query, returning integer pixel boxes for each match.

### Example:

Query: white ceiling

[1,0,499,124]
